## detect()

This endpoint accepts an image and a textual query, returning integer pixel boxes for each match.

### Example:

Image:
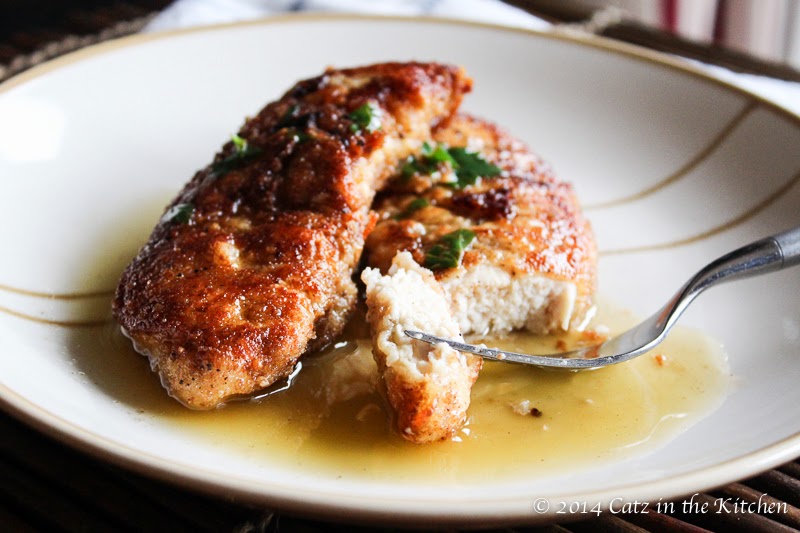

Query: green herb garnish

[422,141,456,165]
[162,202,194,224]
[447,147,502,188]
[424,229,476,270]
[401,156,423,179]
[400,143,500,188]
[231,133,247,152]
[210,134,262,178]
[277,104,299,128]
[348,103,382,133]
[401,143,450,179]
[394,197,430,220]
[286,129,311,143]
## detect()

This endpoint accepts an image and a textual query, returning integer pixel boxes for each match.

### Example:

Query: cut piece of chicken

[361,251,482,444]
[113,62,472,409]
[364,114,597,336]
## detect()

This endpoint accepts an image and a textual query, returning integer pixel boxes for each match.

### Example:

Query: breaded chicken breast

[365,114,596,336]
[114,63,471,409]
[362,252,481,443]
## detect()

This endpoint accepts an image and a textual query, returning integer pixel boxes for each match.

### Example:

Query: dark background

[3,0,799,81]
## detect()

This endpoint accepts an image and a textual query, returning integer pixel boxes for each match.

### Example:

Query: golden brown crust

[383,361,481,443]
[365,114,597,332]
[114,62,471,409]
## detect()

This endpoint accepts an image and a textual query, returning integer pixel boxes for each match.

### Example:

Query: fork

[405,226,800,369]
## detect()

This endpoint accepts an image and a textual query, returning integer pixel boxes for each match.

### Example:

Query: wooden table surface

[1,2,799,531]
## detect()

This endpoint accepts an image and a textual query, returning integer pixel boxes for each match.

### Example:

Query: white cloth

[145,0,549,32]
[145,0,800,117]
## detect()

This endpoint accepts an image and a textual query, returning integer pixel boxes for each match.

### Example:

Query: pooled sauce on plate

[91,301,729,484]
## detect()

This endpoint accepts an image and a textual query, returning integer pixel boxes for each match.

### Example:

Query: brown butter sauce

[90,300,729,485]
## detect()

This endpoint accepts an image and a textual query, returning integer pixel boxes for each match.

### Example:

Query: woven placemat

[0,14,154,83]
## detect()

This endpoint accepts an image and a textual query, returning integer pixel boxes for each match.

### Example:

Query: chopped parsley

[401,143,441,178]
[401,156,424,180]
[401,143,501,188]
[422,141,456,165]
[162,202,194,224]
[275,106,313,143]
[285,129,310,143]
[231,133,248,152]
[277,104,299,128]
[394,197,429,220]
[348,103,382,133]
[210,134,262,178]
[447,147,502,188]
[424,229,476,270]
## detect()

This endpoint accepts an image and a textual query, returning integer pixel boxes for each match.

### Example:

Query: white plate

[1,14,799,527]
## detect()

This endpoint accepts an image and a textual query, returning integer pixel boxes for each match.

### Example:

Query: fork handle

[674,226,800,315]
[774,225,800,268]
[649,226,800,342]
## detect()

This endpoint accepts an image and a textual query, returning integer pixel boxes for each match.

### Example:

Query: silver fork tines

[404,330,605,369]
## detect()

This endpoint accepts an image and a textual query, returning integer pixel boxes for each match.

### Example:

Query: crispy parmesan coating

[113,63,471,409]
[365,114,597,335]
